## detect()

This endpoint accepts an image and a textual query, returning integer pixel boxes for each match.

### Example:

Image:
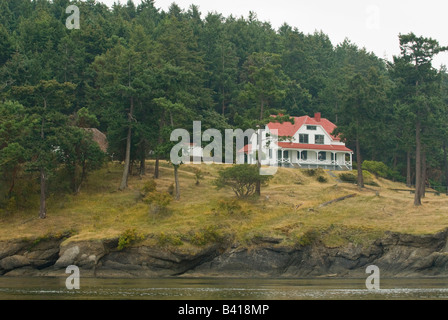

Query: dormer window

[299,134,309,144]
[306,125,317,130]
[315,135,324,144]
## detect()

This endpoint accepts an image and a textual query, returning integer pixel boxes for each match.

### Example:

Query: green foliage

[167,183,175,196]
[339,172,357,183]
[143,191,172,208]
[316,175,328,183]
[117,228,145,250]
[75,107,100,128]
[0,1,447,213]
[216,199,248,215]
[214,164,273,198]
[304,168,325,177]
[157,232,183,246]
[362,161,389,178]
[296,229,320,247]
[189,225,224,246]
[193,167,204,186]
[303,169,317,176]
[141,179,157,194]
[362,160,404,183]
[56,126,106,193]
[141,179,172,214]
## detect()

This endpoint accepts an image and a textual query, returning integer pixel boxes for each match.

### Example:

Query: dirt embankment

[1,230,448,278]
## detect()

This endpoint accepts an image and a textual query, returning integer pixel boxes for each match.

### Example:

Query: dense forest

[1,0,448,218]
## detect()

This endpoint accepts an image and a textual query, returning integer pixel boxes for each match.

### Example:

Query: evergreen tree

[393,33,447,205]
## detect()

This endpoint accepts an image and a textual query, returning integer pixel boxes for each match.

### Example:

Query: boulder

[54,246,80,268]
[0,255,30,271]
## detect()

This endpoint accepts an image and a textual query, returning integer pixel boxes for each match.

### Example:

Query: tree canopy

[1,0,448,216]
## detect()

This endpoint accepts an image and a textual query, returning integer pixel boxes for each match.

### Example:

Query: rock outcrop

[1,229,448,278]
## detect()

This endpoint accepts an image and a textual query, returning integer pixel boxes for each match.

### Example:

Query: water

[1,277,448,300]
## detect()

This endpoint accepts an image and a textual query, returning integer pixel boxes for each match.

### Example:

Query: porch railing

[277,158,352,167]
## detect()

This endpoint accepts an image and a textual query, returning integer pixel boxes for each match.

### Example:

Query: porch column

[349,153,353,166]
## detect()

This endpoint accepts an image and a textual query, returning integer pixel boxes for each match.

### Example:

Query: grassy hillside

[1,161,448,249]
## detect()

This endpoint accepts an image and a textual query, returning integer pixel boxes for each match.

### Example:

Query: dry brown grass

[1,161,447,247]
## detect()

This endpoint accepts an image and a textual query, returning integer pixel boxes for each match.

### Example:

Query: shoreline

[1,229,448,279]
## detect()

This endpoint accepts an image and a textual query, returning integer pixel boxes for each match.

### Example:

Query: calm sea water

[1,277,448,300]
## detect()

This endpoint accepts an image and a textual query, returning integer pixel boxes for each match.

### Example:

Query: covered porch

[277,149,353,171]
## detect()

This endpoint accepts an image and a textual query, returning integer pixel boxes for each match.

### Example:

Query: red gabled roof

[267,114,340,141]
[238,144,252,154]
[277,142,352,152]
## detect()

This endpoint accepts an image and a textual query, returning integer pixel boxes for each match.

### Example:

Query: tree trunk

[7,166,18,199]
[39,98,47,219]
[119,96,134,191]
[140,153,146,176]
[173,164,180,200]
[76,160,88,194]
[39,168,46,219]
[414,120,422,206]
[421,148,426,198]
[154,157,159,179]
[356,135,364,188]
[154,113,166,179]
[444,142,448,194]
[392,146,398,170]
[406,149,412,188]
[71,167,77,193]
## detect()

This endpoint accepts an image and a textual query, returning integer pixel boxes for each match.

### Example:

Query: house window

[269,149,272,159]
[284,150,289,158]
[307,125,317,130]
[315,135,324,144]
[318,152,327,161]
[299,134,309,144]
[301,151,308,161]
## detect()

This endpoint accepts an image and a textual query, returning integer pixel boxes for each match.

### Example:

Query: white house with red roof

[241,113,353,170]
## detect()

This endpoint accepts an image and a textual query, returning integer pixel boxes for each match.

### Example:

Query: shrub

[157,232,183,246]
[167,183,174,196]
[303,169,317,177]
[141,179,157,194]
[193,167,204,185]
[117,228,145,250]
[217,199,242,215]
[144,191,172,214]
[362,161,404,182]
[214,164,272,198]
[189,225,223,246]
[296,229,320,247]
[362,161,389,178]
[365,180,380,187]
[303,168,325,177]
[141,179,172,214]
[339,172,357,183]
[316,175,328,183]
